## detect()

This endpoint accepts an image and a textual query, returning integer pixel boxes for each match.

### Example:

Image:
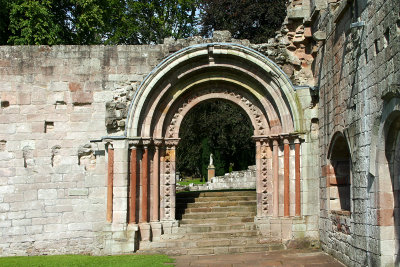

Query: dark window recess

[1,101,10,108]
[45,121,54,133]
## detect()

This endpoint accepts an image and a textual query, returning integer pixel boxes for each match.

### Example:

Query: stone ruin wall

[0,0,324,257]
[313,0,400,266]
[2,0,398,264]
[0,38,313,258]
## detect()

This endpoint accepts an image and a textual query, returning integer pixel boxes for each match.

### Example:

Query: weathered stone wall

[0,28,318,255]
[314,0,400,265]
[0,45,167,255]
[6,0,399,262]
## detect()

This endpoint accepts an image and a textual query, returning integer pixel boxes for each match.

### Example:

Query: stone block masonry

[0,32,318,255]
[0,0,397,265]
[313,0,400,266]
[0,46,167,256]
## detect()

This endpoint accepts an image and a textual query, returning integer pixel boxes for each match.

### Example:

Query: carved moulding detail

[166,89,267,139]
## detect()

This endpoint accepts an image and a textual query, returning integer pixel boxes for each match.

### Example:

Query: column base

[150,222,162,241]
[139,222,151,241]
[161,220,179,234]
[103,223,139,254]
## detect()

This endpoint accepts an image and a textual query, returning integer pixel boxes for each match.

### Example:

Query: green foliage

[0,0,11,45]
[177,178,206,186]
[106,0,199,45]
[8,0,62,45]
[71,0,107,44]
[177,100,255,178]
[200,0,287,43]
[3,0,200,45]
[0,254,174,267]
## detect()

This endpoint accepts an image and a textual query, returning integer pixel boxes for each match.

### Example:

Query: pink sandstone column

[129,147,137,224]
[159,146,165,221]
[151,145,160,222]
[107,148,114,222]
[255,140,262,217]
[141,146,149,223]
[284,138,290,217]
[273,139,279,217]
[295,138,301,217]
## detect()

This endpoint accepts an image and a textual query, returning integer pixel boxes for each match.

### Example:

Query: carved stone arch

[126,43,303,138]
[160,88,270,139]
[124,43,305,241]
[148,78,282,139]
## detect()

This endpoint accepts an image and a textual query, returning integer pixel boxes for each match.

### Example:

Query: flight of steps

[137,190,271,256]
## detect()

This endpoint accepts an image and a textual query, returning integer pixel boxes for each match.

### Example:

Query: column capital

[128,138,142,148]
[142,138,152,148]
[164,138,180,147]
[252,135,270,142]
[153,138,164,147]
[272,138,280,146]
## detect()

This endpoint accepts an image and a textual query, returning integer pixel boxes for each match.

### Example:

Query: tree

[0,0,11,45]
[177,100,255,179]
[106,0,199,45]
[200,0,287,43]
[8,0,62,45]
[4,0,200,45]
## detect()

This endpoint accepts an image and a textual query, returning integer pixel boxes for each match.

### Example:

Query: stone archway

[124,43,305,241]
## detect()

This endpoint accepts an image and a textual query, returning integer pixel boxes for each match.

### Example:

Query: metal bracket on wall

[350,21,365,28]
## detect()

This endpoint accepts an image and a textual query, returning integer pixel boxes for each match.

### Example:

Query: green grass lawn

[0,254,174,267]
[177,178,206,186]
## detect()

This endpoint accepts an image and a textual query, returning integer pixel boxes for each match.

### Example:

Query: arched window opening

[328,134,351,212]
[176,99,255,180]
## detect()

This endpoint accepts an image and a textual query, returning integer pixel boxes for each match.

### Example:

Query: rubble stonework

[0,0,398,266]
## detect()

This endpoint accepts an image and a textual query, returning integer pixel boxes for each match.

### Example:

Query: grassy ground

[177,178,206,186]
[0,254,174,267]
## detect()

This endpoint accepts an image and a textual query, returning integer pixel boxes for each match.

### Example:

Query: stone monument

[207,153,215,181]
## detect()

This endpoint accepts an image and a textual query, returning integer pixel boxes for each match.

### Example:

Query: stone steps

[137,190,265,256]
[181,211,256,220]
[180,216,255,225]
[177,200,256,209]
[177,195,256,203]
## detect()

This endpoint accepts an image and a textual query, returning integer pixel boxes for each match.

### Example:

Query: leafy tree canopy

[107,0,199,44]
[3,0,199,45]
[200,0,287,43]
[1,0,287,45]
[0,0,11,45]
[176,100,255,179]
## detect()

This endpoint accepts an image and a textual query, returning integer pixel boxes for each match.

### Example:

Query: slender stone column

[295,138,301,216]
[141,145,149,223]
[284,138,290,217]
[255,140,262,217]
[159,146,166,221]
[169,145,177,221]
[107,148,114,222]
[150,141,162,240]
[265,140,273,216]
[129,146,137,224]
[151,144,160,222]
[273,139,279,217]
